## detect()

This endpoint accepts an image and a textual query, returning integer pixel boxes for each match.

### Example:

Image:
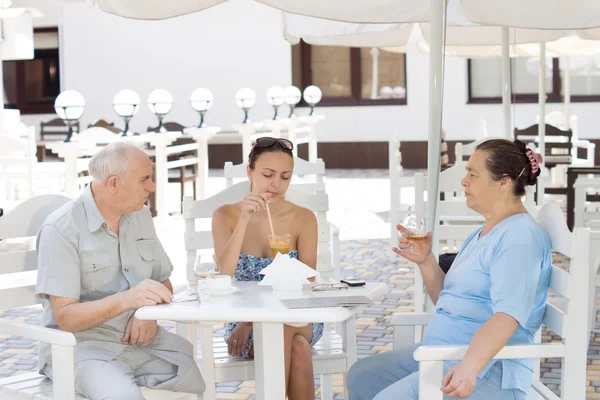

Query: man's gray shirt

[35,184,187,371]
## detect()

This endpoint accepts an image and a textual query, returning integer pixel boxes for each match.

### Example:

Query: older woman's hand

[440,361,478,398]
[392,224,433,265]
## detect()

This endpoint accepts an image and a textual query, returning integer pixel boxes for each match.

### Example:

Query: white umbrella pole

[370,47,379,99]
[501,26,512,139]
[427,0,444,237]
[564,57,571,128]
[537,43,546,206]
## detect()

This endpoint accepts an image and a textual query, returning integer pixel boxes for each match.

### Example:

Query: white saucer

[204,286,240,296]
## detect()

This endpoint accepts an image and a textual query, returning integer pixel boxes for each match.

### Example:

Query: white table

[136,281,389,400]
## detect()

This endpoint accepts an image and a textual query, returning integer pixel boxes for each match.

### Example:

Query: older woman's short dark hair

[475,139,540,197]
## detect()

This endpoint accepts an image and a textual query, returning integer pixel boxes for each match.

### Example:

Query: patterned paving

[0,169,597,399]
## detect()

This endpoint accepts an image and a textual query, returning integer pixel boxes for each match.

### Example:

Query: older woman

[348,139,552,400]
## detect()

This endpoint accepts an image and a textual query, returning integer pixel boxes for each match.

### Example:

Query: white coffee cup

[205,275,232,291]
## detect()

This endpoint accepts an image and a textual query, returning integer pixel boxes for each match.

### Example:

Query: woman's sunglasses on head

[254,137,294,151]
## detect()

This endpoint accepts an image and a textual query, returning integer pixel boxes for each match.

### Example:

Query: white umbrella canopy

[283,15,414,48]
[462,0,600,30]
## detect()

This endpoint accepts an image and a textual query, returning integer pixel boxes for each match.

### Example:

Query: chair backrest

[72,127,122,147]
[454,139,486,164]
[182,181,333,287]
[0,135,37,200]
[88,119,121,134]
[0,194,71,310]
[514,123,573,156]
[224,157,326,188]
[148,122,186,132]
[40,118,79,141]
[533,203,589,396]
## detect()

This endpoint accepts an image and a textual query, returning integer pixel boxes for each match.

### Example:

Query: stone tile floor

[0,169,597,398]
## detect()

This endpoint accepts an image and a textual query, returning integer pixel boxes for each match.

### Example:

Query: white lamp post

[303,85,322,116]
[189,88,213,128]
[147,89,173,132]
[235,88,257,124]
[284,86,302,118]
[266,86,285,120]
[54,90,85,142]
[113,89,140,136]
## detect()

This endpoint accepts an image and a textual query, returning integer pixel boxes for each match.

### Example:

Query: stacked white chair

[181,181,350,400]
[391,202,590,400]
[0,195,200,400]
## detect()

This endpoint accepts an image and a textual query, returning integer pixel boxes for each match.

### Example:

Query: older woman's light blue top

[422,213,552,396]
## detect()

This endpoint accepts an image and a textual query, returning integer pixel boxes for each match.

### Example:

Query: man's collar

[83,184,105,233]
[83,184,134,232]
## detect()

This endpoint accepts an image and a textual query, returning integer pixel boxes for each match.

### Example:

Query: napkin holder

[259,252,318,291]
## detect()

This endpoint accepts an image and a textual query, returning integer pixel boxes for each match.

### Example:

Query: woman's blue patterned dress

[223,250,324,358]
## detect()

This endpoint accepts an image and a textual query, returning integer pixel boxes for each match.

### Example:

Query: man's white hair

[88,141,141,183]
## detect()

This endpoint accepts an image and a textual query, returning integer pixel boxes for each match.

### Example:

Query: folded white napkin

[259,253,319,291]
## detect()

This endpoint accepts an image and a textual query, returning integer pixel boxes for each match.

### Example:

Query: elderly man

[36,142,205,400]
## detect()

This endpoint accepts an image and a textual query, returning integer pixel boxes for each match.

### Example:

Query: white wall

[11,0,61,27]
[60,0,291,133]
[17,0,600,142]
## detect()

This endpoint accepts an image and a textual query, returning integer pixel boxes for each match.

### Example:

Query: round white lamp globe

[235,88,257,123]
[147,89,174,116]
[303,85,322,115]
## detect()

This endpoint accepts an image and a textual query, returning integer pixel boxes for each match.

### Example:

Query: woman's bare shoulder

[213,202,241,221]
[287,202,317,226]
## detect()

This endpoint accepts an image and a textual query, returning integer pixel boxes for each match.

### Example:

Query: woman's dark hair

[474,139,540,197]
[248,137,294,170]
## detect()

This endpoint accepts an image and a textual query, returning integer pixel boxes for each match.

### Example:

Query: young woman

[212,137,323,400]
[348,139,552,400]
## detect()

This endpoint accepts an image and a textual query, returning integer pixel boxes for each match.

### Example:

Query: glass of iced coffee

[269,233,291,258]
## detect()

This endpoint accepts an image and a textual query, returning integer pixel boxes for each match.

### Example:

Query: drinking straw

[265,201,276,239]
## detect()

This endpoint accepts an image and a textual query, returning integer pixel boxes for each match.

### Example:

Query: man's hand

[124,279,173,309]
[122,315,158,345]
[441,361,478,398]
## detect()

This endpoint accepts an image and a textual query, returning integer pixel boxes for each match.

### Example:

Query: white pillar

[563,57,571,128]
[186,127,219,200]
[538,43,547,207]
[501,27,512,140]
[232,122,262,163]
[140,132,180,217]
[426,0,444,234]
[303,115,325,162]
[370,47,380,100]
[283,117,300,157]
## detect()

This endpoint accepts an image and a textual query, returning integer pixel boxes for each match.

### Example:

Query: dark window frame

[295,41,408,107]
[467,58,600,104]
[4,27,60,114]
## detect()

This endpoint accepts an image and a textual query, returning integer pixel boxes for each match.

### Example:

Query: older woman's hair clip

[517,149,543,179]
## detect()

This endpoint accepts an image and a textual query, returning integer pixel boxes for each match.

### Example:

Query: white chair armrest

[0,318,76,346]
[390,312,434,326]
[573,139,593,149]
[413,343,564,362]
[330,223,339,236]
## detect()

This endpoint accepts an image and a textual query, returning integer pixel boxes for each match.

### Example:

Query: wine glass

[194,254,221,286]
[398,212,427,254]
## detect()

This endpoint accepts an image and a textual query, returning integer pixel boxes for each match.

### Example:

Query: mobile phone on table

[340,279,366,287]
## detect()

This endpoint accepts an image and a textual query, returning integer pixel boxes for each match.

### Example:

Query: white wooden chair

[182,181,350,400]
[391,202,590,400]
[0,195,200,400]
[454,139,486,165]
[574,177,600,229]
[224,156,326,195]
[0,136,76,203]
